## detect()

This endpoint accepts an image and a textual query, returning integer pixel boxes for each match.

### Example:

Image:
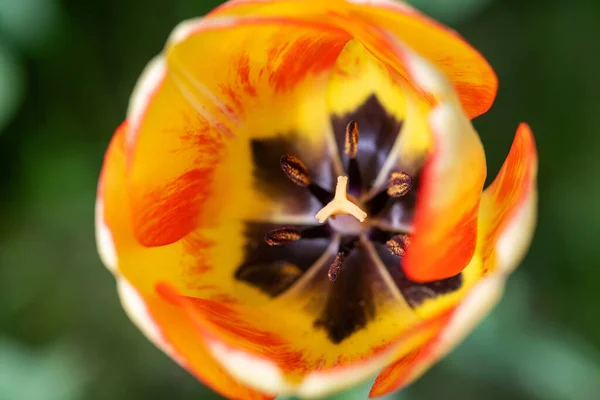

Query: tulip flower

[95,0,538,398]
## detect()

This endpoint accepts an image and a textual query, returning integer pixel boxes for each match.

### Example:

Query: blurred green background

[1,0,599,399]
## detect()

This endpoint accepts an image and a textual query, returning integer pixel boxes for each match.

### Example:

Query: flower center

[271,120,414,282]
[235,95,464,344]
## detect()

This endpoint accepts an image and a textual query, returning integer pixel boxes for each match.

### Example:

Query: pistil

[315,176,367,223]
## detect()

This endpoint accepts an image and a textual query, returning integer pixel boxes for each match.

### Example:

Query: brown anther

[280,154,310,187]
[386,234,410,258]
[387,172,413,197]
[265,227,302,246]
[328,252,345,282]
[345,120,359,158]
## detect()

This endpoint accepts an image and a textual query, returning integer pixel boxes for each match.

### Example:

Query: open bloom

[96,0,538,398]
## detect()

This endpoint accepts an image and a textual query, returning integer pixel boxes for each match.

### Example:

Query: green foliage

[1,0,599,399]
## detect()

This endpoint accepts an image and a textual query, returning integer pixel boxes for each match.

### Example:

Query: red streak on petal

[481,124,537,267]
[132,116,226,247]
[238,53,258,97]
[452,81,497,122]
[369,310,454,398]
[134,169,210,246]
[369,348,423,397]
[157,283,308,374]
[183,234,216,277]
[217,53,259,117]
[219,83,245,116]
[266,33,350,92]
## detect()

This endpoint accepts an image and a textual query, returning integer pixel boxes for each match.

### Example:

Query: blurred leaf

[0,41,24,133]
[406,0,494,24]
[444,276,600,400]
[0,339,92,400]
[0,0,61,54]
[278,378,401,400]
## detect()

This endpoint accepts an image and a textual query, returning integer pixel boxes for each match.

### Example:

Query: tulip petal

[347,0,497,119]
[156,281,453,398]
[402,101,486,283]
[370,273,505,397]
[370,125,537,396]
[211,0,497,119]
[99,121,456,395]
[97,126,273,400]
[387,49,487,283]
[98,21,457,396]
[126,15,353,247]
[479,123,538,274]
[326,39,413,191]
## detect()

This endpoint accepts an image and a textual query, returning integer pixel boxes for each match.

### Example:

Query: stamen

[328,252,345,282]
[345,121,362,193]
[265,227,302,246]
[309,183,334,205]
[315,176,367,223]
[386,234,410,258]
[280,154,310,187]
[387,172,413,197]
[345,120,359,158]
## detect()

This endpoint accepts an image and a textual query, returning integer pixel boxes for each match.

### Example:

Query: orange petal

[372,119,538,396]
[98,122,464,397]
[97,126,272,400]
[479,123,538,273]
[157,281,454,398]
[156,282,307,394]
[210,0,498,119]
[348,0,497,119]
[120,278,273,400]
[370,270,506,397]
[395,48,487,282]
[125,16,351,247]
[124,58,228,247]
[369,330,443,398]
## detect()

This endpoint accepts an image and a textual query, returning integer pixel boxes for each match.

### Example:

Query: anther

[280,154,310,187]
[265,227,302,246]
[345,120,359,158]
[315,176,368,223]
[328,252,345,282]
[387,172,413,197]
[345,121,362,193]
[386,234,410,258]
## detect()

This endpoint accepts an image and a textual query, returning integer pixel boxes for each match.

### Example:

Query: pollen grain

[265,227,302,246]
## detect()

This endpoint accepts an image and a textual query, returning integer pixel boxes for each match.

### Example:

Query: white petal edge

[126,56,166,148]
[296,355,390,399]
[496,187,538,274]
[117,277,186,367]
[427,101,485,192]
[167,16,241,46]
[348,0,415,13]
[208,340,289,396]
[208,325,430,399]
[436,272,505,358]
[398,271,506,387]
[95,198,117,274]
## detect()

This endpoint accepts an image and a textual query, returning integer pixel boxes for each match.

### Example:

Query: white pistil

[315,176,367,223]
